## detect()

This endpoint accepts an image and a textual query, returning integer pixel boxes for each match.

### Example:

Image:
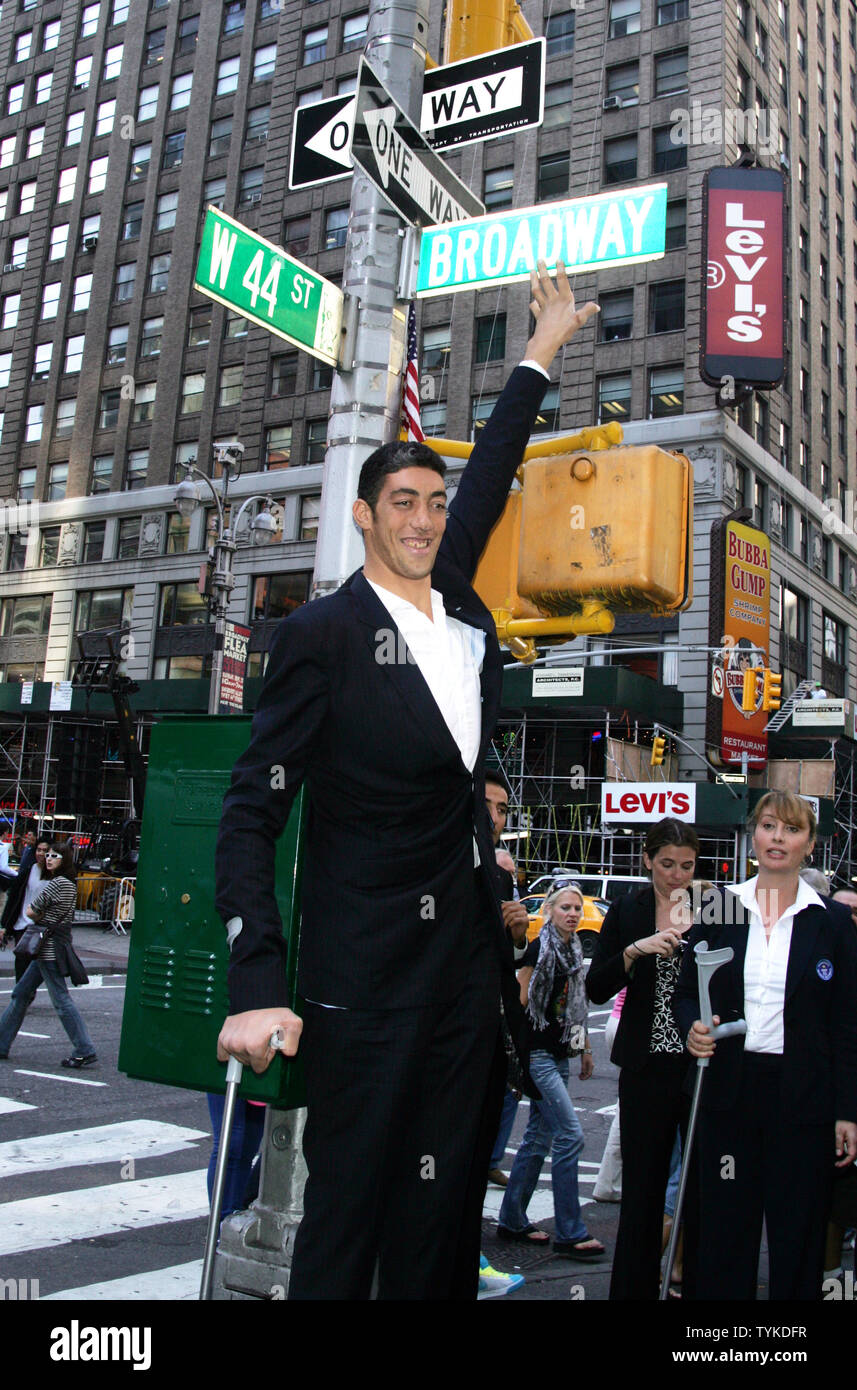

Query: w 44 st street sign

[193,207,343,366]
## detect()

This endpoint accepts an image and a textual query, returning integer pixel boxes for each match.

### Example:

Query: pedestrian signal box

[473,445,693,649]
[118,716,305,1108]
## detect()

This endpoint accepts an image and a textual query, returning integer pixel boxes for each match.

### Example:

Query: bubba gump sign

[706,514,772,770]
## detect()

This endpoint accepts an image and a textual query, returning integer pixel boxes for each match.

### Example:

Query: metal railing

[75,873,135,934]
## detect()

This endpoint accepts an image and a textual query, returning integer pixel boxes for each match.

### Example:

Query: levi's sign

[601,782,696,824]
[351,56,485,227]
[417,183,667,296]
[193,207,343,366]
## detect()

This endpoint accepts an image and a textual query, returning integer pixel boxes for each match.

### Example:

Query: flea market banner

[416,182,668,295]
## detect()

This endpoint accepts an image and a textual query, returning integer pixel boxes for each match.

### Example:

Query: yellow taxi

[521,892,609,958]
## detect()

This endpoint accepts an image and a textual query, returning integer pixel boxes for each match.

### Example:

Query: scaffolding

[829,737,857,888]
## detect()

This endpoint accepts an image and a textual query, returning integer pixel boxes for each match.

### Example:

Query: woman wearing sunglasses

[0,842,97,1069]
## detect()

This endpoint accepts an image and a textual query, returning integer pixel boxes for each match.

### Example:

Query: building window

[597,372,632,423]
[99,389,121,430]
[654,49,688,96]
[217,58,241,96]
[0,352,11,388]
[604,135,637,184]
[178,16,199,54]
[543,79,573,129]
[130,142,151,181]
[76,588,134,631]
[7,84,25,117]
[181,374,206,413]
[204,177,227,208]
[160,582,209,627]
[303,26,328,64]
[606,61,639,104]
[254,44,277,82]
[0,594,52,636]
[422,323,451,371]
[32,342,52,379]
[117,518,141,560]
[219,365,243,407]
[95,99,115,137]
[125,449,148,489]
[342,12,369,52]
[80,3,100,38]
[106,325,128,364]
[283,215,311,256]
[188,306,211,348]
[609,0,641,38]
[224,309,248,339]
[74,57,92,91]
[545,11,576,55]
[324,207,349,249]
[246,105,270,142]
[421,400,447,435]
[145,27,166,64]
[147,254,171,294]
[82,521,106,564]
[537,153,569,201]
[162,132,185,171]
[484,165,514,210]
[311,362,334,391]
[271,353,298,397]
[297,86,324,107]
[15,31,33,62]
[165,513,190,555]
[2,295,21,330]
[471,393,501,437]
[62,334,84,375]
[121,203,144,242]
[223,1,245,35]
[648,364,684,417]
[155,190,178,232]
[238,166,264,206]
[599,289,634,342]
[532,385,560,433]
[19,180,38,214]
[88,155,109,195]
[35,72,53,103]
[90,456,113,494]
[41,283,61,320]
[17,467,38,503]
[649,279,685,333]
[265,425,292,469]
[49,224,70,260]
[103,44,123,81]
[665,199,687,250]
[251,573,311,622]
[475,314,506,363]
[4,532,28,573]
[48,462,68,499]
[299,496,321,542]
[172,441,197,483]
[39,527,62,567]
[137,85,158,123]
[653,124,687,172]
[43,21,63,52]
[306,418,328,463]
[114,263,136,303]
[66,110,85,146]
[131,383,155,424]
[139,316,163,359]
[26,405,44,442]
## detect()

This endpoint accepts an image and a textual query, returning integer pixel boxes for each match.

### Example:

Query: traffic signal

[54,724,106,817]
[741,667,761,712]
[762,669,782,711]
[442,0,534,65]
[650,735,666,767]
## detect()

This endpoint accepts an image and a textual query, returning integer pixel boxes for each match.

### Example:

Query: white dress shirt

[728,875,825,1054]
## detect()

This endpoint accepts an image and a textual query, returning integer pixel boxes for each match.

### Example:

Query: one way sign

[422,38,545,150]
[290,95,355,189]
[350,56,485,226]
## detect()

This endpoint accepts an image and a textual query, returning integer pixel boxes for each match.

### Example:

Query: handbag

[14,924,47,962]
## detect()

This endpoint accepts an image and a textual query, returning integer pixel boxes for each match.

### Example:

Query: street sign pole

[312,0,434,596]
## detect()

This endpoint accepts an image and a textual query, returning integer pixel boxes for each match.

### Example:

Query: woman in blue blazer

[673,791,857,1300]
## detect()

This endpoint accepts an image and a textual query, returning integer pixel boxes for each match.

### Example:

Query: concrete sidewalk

[0,922,131,978]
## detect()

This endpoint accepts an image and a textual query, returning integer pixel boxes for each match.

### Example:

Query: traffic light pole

[210,0,432,1298]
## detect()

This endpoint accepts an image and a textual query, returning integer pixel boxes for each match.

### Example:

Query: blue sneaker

[478,1254,525,1300]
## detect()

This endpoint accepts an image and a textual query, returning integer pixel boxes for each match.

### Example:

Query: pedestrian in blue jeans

[0,843,96,1068]
[497,884,606,1259]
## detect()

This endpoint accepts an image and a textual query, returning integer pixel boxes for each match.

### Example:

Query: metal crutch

[199,1027,286,1301]
[659,940,748,1300]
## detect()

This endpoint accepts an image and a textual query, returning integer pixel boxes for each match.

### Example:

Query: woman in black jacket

[587,818,698,1299]
[0,842,96,1069]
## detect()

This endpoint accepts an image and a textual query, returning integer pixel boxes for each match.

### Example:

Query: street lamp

[173,441,278,715]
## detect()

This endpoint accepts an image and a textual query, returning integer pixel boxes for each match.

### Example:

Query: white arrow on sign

[363,103,475,222]
[305,96,356,170]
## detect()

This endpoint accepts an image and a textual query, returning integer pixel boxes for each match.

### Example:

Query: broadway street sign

[193,207,343,365]
[351,56,485,226]
[416,183,668,295]
[421,38,545,149]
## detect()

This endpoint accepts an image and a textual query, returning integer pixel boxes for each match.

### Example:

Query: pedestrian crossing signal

[650,735,666,766]
[762,669,782,711]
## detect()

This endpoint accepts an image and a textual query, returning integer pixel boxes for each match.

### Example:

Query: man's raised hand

[217,1007,303,1075]
[525,258,599,371]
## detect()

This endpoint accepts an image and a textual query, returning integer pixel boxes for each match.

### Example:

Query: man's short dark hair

[485,768,510,796]
[357,441,446,512]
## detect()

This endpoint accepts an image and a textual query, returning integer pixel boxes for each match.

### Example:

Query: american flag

[402,302,425,442]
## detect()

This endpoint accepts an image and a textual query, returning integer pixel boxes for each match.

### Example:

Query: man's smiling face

[353,466,447,585]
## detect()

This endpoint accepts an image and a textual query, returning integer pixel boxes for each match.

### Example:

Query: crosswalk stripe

[483,1187,593,1222]
[0,1119,208,1180]
[0,1169,209,1258]
[43,1261,203,1302]
[13,1069,107,1087]
[0,1097,36,1114]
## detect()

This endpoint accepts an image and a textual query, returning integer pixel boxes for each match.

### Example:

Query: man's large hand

[501,898,529,946]
[525,259,599,371]
[217,1008,303,1074]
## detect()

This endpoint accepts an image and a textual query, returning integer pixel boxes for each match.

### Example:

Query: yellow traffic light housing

[741,667,760,712]
[443,0,534,64]
[650,735,667,767]
[762,669,782,711]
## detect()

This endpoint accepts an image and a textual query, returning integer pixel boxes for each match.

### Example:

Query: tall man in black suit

[214,263,599,1299]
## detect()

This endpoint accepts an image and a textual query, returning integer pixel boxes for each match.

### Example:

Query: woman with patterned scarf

[496,883,606,1258]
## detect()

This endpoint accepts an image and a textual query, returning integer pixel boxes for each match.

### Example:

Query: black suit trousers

[288,914,504,1300]
[692,1054,833,1301]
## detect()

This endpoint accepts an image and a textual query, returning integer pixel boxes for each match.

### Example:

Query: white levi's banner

[601,782,696,823]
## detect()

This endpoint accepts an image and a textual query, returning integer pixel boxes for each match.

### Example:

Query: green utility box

[118,715,305,1107]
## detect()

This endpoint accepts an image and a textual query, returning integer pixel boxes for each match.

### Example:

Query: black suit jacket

[215,365,549,1016]
[1,846,36,932]
[672,888,857,1125]
[586,886,678,1071]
